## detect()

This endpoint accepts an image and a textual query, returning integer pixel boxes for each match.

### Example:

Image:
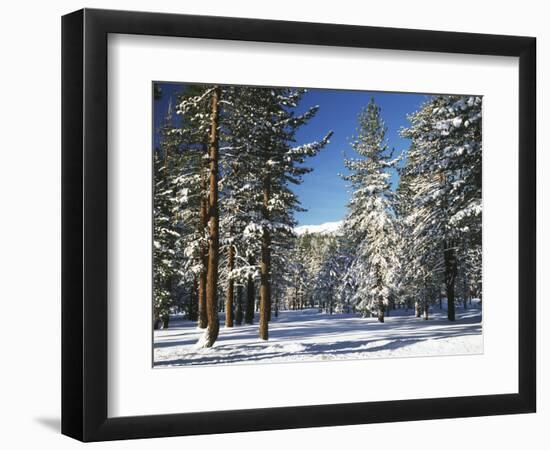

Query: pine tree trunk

[259,174,271,341]
[198,149,208,329]
[203,86,221,347]
[444,242,457,321]
[268,285,274,322]
[188,275,198,321]
[198,254,208,328]
[225,245,235,327]
[377,306,385,323]
[423,301,429,320]
[161,276,173,329]
[415,301,421,318]
[153,317,161,330]
[245,255,255,324]
[245,278,255,324]
[235,284,243,325]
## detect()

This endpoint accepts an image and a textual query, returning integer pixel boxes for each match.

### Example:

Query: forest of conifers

[153,83,482,350]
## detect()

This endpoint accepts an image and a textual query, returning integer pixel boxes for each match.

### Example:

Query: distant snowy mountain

[294,220,343,236]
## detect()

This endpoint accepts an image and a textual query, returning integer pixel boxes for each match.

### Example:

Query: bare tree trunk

[162,314,170,329]
[153,316,161,330]
[268,285,274,322]
[423,300,429,320]
[378,302,385,323]
[203,86,221,347]
[245,254,255,324]
[225,245,235,327]
[188,275,198,321]
[415,301,421,318]
[444,241,457,321]
[259,174,271,340]
[245,278,255,324]
[235,284,243,325]
[198,262,208,327]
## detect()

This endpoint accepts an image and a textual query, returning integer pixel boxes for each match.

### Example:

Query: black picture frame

[62,8,536,442]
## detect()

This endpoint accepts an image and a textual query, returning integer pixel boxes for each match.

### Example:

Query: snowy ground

[154,304,482,367]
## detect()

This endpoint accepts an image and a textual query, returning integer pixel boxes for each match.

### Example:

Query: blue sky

[153,83,427,226]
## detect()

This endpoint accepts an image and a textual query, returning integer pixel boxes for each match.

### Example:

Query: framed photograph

[62,8,536,442]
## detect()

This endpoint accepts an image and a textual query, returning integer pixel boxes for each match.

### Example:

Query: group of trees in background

[154,84,482,348]
[153,84,331,347]
[287,97,482,323]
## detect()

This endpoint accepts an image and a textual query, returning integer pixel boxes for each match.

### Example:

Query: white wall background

[0,1,546,448]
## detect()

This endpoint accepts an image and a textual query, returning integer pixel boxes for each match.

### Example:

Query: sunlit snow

[154,302,482,367]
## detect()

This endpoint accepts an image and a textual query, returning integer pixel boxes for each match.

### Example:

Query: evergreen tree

[341,98,399,322]
[401,95,482,321]
[313,235,344,314]
[152,99,182,329]
[231,87,332,339]
[175,85,223,346]
[172,85,331,343]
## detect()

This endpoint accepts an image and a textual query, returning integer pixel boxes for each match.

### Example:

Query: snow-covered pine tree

[170,136,203,324]
[171,85,331,343]
[292,232,345,312]
[244,252,257,324]
[154,96,207,327]
[394,160,415,312]
[313,235,345,314]
[270,249,293,318]
[401,95,482,321]
[153,98,183,329]
[218,86,266,327]
[341,98,399,322]
[172,85,218,329]
[285,239,307,310]
[175,85,224,347]
[456,237,482,308]
[394,142,440,319]
[153,151,177,329]
[290,233,320,308]
[228,87,332,340]
[203,85,221,346]
[334,234,358,314]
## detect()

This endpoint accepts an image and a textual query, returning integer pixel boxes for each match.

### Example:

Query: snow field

[154,305,482,367]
